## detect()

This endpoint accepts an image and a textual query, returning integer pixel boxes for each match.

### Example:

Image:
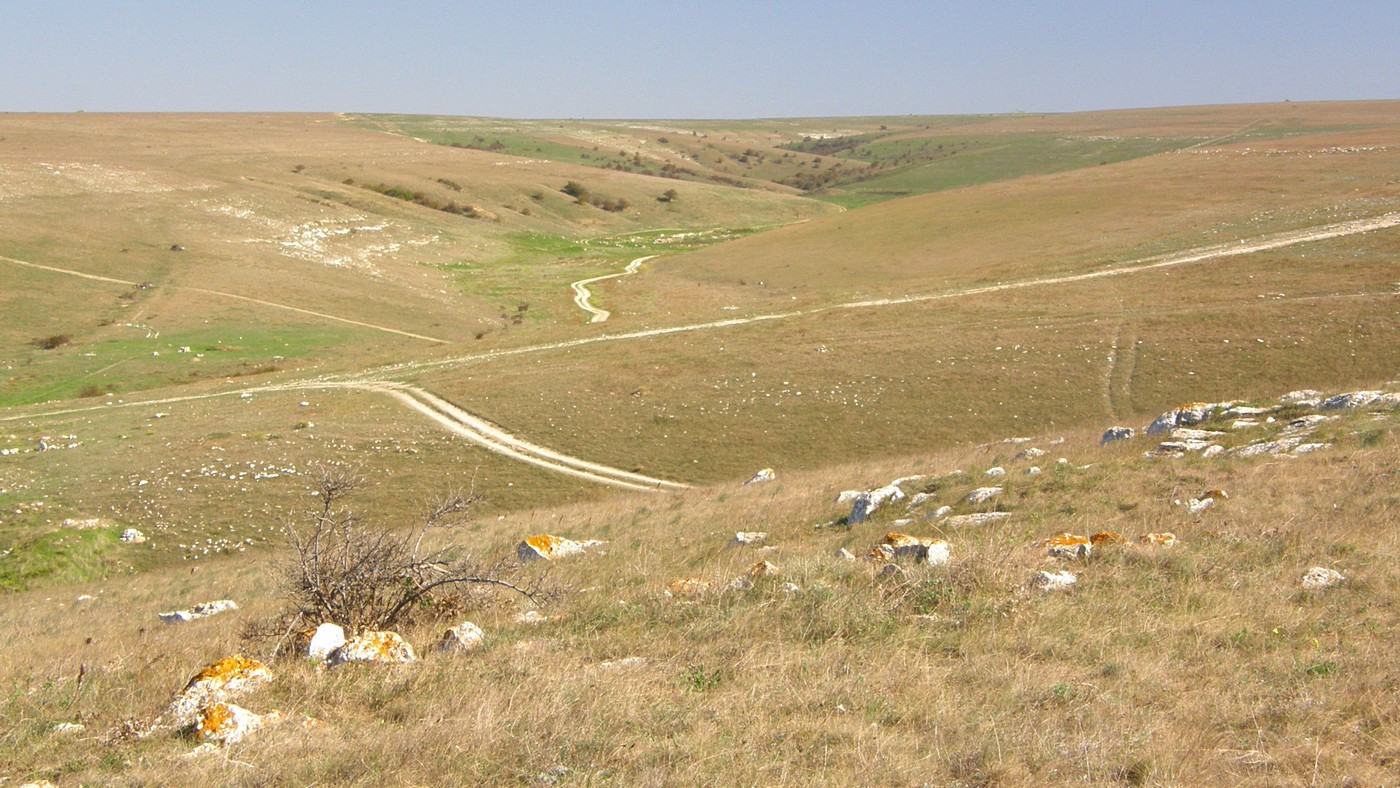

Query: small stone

[1302,566,1345,590]
[120,528,146,544]
[743,467,777,485]
[195,703,278,745]
[727,576,754,592]
[308,623,346,662]
[665,578,711,599]
[729,531,768,547]
[1280,389,1323,403]
[1027,466,1042,475]
[834,547,856,561]
[514,610,549,625]
[1013,447,1045,461]
[944,512,1012,526]
[1139,532,1177,547]
[159,599,238,625]
[440,621,485,653]
[877,563,908,581]
[328,631,416,667]
[1032,570,1077,592]
[1201,445,1225,458]
[848,484,906,524]
[1101,426,1136,445]
[877,532,951,565]
[779,582,801,594]
[984,466,1006,478]
[967,486,1003,504]
[749,560,780,579]
[597,656,646,670]
[51,722,85,735]
[929,505,953,520]
[907,491,936,508]
[1186,497,1214,514]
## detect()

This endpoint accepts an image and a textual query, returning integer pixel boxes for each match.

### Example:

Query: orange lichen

[1046,532,1091,559]
[524,534,562,554]
[882,533,923,548]
[1199,489,1228,501]
[1090,531,1127,545]
[196,704,234,738]
[1140,532,1177,547]
[184,655,269,691]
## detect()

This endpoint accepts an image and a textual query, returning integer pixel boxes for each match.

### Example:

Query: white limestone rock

[516,535,587,562]
[984,466,1006,478]
[743,467,777,485]
[308,623,347,662]
[1032,570,1077,592]
[440,621,485,653]
[966,486,1003,504]
[166,656,272,729]
[120,528,146,544]
[729,531,768,547]
[194,703,278,745]
[159,599,238,624]
[848,484,906,524]
[1302,567,1345,590]
[328,631,417,667]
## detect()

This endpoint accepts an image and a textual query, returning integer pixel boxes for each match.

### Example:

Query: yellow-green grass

[1,399,1396,784]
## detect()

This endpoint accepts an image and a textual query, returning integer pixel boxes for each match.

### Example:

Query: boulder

[1320,391,1384,410]
[1045,533,1091,559]
[516,535,586,562]
[195,703,278,746]
[729,531,768,547]
[907,492,936,509]
[328,631,416,667]
[1032,570,1077,592]
[1302,566,1345,590]
[166,655,272,729]
[307,623,346,662]
[440,621,485,653]
[159,599,238,625]
[966,486,1003,504]
[743,467,777,485]
[984,466,1006,478]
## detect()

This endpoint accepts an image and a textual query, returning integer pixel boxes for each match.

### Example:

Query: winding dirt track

[569,255,656,323]
[7,211,1400,490]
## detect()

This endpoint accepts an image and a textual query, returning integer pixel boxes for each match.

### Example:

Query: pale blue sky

[2,1,1396,118]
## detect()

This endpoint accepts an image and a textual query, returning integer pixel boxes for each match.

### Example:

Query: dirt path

[570,255,656,323]
[0,255,448,344]
[7,210,1400,491]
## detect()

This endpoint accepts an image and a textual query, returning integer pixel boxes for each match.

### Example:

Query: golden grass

[2,397,1398,784]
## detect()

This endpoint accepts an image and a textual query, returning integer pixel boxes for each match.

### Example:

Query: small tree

[561,180,589,203]
[658,188,679,203]
[251,465,556,653]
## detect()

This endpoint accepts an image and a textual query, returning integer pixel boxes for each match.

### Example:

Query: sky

[2,1,1397,118]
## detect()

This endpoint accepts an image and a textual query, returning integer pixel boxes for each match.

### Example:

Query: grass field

[2,101,1399,784]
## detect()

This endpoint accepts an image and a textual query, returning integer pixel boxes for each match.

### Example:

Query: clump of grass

[32,334,71,350]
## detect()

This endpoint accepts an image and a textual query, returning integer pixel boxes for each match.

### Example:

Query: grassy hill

[2,101,1399,784]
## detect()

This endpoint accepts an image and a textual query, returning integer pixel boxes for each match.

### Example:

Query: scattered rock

[875,532,951,565]
[51,722,85,735]
[967,486,1003,504]
[848,484,906,524]
[1293,442,1331,455]
[60,517,110,529]
[1302,566,1345,590]
[328,631,416,667]
[307,623,346,662]
[743,467,777,485]
[749,560,780,579]
[159,599,238,625]
[120,528,146,544]
[1045,532,1091,559]
[516,535,587,562]
[440,621,485,653]
[514,610,549,625]
[929,505,953,520]
[1231,419,1260,430]
[1171,428,1226,440]
[729,531,768,547]
[778,582,801,594]
[727,577,754,592]
[1201,445,1225,458]
[944,512,1012,526]
[1186,497,1214,514]
[195,703,278,745]
[597,656,647,670]
[1013,447,1045,461]
[1090,531,1127,546]
[984,466,1006,478]
[1320,391,1397,411]
[665,578,711,599]
[166,655,272,729]
[1146,402,1232,435]
[834,547,856,561]
[1032,570,1077,592]
[1139,532,1177,547]
[1280,389,1323,403]
[1027,466,1042,476]
[907,492,936,509]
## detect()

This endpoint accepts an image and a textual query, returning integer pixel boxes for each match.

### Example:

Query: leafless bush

[249,465,558,654]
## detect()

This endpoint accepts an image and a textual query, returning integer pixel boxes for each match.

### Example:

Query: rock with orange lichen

[166,655,272,729]
[1090,531,1127,546]
[665,578,711,599]
[749,560,780,579]
[516,534,588,562]
[1139,532,1177,547]
[327,631,416,667]
[194,703,279,745]
[1045,532,1091,559]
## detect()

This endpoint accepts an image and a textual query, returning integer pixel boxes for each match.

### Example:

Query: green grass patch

[0,527,127,592]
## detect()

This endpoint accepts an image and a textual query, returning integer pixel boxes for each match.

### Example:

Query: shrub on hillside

[33,334,71,350]
[247,466,559,654]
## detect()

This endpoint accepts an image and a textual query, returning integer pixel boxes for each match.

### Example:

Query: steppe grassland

[3,407,1397,784]
[0,113,830,404]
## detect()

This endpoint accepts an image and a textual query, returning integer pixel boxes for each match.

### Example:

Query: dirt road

[570,255,656,323]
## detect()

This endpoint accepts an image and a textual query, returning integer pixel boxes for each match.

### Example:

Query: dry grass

[2,396,1398,784]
